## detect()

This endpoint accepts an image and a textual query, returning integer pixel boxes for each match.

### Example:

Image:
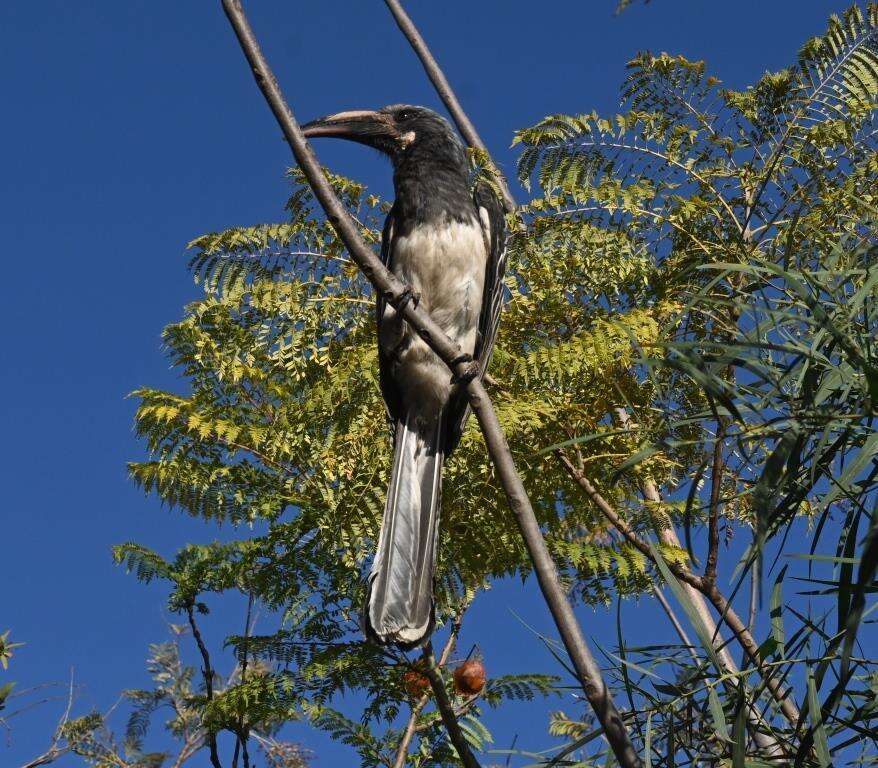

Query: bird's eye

[397,110,414,121]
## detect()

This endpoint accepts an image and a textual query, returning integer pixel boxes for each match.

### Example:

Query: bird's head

[301,104,462,163]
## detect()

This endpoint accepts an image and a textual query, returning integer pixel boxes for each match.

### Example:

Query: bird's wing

[472,181,508,373]
[376,205,404,438]
[445,182,508,452]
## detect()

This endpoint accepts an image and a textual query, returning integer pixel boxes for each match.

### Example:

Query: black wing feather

[376,205,404,438]
[445,182,508,452]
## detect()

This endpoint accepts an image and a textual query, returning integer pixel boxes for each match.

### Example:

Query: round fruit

[453,659,486,696]
[402,667,431,698]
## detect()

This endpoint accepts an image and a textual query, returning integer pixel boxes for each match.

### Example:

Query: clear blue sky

[1,1,845,765]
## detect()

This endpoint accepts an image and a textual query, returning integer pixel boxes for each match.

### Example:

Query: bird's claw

[450,354,481,385]
[394,286,421,312]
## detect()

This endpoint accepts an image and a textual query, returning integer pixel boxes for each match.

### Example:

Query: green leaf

[708,684,731,742]
[807,667,831,767]
[650,544,722,672]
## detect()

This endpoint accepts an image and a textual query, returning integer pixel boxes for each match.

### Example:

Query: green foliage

[511,4,878,765]
[0,630,23,671]
[122,4,878,766]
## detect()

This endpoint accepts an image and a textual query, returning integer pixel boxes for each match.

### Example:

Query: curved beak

[301,109,398,149]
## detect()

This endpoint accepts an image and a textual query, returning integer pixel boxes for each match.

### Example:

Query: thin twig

[186,602,223,768]
[232,593,254,768]
[18,672,78,768]
[393,615,462,768]
[612,408,784,755]
[652,586,697,658]
[218,3,641,766]
[705,417,726,583]
[422,643,481,768]
[555,447,801,729]
[381,0,516,213]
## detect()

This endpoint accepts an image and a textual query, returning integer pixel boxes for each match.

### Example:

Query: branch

[555,448,702,590]
[219,3,641,766]
[621,448,788,753]
[381,0,517,213]
[232,593,254,768]
[703,584,801,727]
[19,672,76,768]
[422,644,481,768]
[554,447,801,730]
[393,616,462,768]
[186,603,223,768]
[651,586,697,658]
[705,416,726,582]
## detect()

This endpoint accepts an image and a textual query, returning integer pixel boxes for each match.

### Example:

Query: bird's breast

[391,217,487,341]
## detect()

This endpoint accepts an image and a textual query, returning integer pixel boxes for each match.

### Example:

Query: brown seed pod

[453,659,486,696]
[402,664,431,698]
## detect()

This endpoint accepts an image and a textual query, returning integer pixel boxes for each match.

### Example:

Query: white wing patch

[478,205,492,254]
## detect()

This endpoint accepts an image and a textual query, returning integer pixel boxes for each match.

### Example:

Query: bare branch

[556,448,702,590]
[186,603,223,768]
[393,616,462,768]
[232,593,254,768]
[19,672,77,768]
[615,414,788,757]
[705,417,726,582]
[704,584,801,727]
[381,0,517,213]
[421,644,481,768]
[219,3,641,765]
[555,446,801,731]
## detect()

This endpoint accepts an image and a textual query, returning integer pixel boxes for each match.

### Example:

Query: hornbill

[302,105,506,646]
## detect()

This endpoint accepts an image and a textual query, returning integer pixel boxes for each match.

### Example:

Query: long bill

[301,109,397,147]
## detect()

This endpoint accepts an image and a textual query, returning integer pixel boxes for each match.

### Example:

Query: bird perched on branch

[302,105,506,647]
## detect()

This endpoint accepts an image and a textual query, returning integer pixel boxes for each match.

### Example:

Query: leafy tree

[12,623,307,768]
[118,2,877,766]
[515,3,878,764]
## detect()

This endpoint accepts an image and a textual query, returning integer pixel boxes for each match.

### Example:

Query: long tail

[365,409,445,647]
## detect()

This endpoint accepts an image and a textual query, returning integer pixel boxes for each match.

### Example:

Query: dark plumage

[302,105,506,646]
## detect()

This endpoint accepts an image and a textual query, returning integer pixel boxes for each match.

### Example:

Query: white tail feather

[366,410,444,646]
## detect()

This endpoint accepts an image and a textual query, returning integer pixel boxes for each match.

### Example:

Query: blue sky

[1,1,848,765]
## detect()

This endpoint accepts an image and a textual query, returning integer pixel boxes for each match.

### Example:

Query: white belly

[380,217,487,412]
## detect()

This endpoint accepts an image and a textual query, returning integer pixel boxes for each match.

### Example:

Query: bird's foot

[394,286,421,313]
[450,353,481,385]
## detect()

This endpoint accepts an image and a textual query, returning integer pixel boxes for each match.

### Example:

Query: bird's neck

[392,143,473,229]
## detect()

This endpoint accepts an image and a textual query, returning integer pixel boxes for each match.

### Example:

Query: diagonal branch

[186,602,223,768]
[613,406,787,758]
[422,643,480,768]
[381,0,517,213]
[392,616,462,768]
[219,3,641,766]
[554,448,801,729]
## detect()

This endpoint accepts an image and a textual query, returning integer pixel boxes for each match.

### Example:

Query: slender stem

[422,644,481,768]
[219,3,641,766]
[555,448,801,730]
[652,586,697,657]
[381,0,516,213]
[705,417,726,582]
[186,603,223,768]
[20,674,76,768]
[556,448,701,588]
[393,617,462,768]
[630,462,787,753]
[233,593,254,768]
[703,584,800,726]
[748,537,759,632]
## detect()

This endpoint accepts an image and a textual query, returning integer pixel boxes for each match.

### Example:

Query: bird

[302,104,507,647]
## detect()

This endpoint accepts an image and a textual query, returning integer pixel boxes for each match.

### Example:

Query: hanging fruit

[453,659,486,696]
[402,662,431,698]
